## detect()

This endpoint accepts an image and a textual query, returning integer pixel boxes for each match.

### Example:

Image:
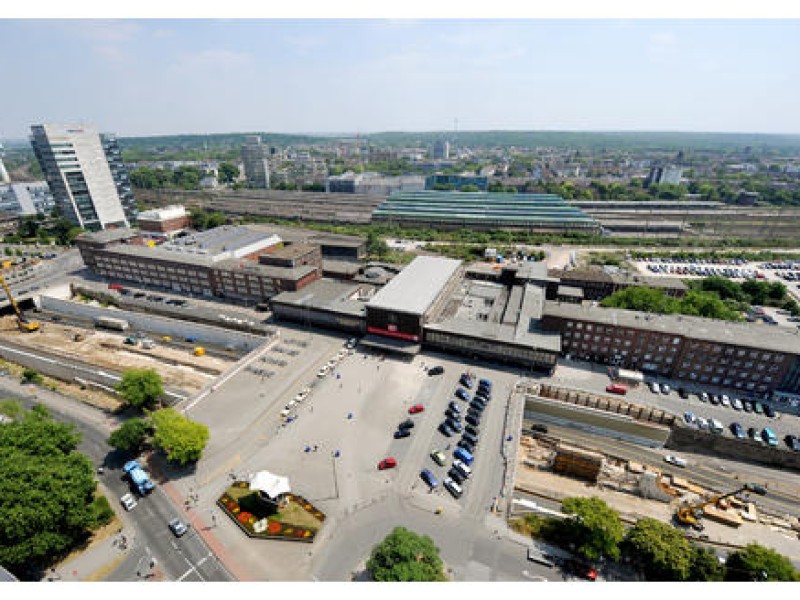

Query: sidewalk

[49,483,133,582]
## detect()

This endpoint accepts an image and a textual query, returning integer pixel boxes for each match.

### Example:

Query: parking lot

[550,359,800,449]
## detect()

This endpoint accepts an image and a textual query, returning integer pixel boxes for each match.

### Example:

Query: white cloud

[63,20,142,64]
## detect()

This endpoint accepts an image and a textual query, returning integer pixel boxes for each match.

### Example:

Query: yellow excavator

[0,271,39,332]
[675,482,766,529]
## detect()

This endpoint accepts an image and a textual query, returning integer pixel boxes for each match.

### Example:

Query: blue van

[420,468,439,489]
[453,446,474,466]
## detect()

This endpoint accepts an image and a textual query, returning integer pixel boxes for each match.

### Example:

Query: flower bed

[217,484,325,542]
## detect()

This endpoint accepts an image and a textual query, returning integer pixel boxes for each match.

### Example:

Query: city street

[1,376,234,582]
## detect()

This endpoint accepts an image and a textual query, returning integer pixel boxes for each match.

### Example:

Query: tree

[217,162,240,184]
[0,406,97,577]
[150,408,209,465]
[689,546,725,582]
[725,543,798,581]
[116,368,164,410]
[108,418,151,453]
[558,496,623,561]
[366,527,447,581]
[21,368,43,385]
[366,230,389,259]
[623,518,694,581]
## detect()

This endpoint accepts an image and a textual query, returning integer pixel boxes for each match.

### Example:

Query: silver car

[168,518,188,537]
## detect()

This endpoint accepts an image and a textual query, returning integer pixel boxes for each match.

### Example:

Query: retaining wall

[41,296,267,352]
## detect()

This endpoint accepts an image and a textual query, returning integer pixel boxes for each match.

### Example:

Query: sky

[1,18,800,138]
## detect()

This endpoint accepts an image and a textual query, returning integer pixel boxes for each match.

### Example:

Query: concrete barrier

[41,296,266,352]
[666,424,800,472]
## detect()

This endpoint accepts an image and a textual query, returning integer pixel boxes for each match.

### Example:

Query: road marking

[521,570,548,581]
[177,552,211,582]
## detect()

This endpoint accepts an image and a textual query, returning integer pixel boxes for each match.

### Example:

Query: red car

[606,383,628,395]
[408,404,425,414]
[378,457,398,470]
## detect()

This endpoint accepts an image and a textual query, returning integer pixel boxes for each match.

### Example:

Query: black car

[448,467,466,485]
[465,424,480,437]
[462,432,478,446]
[445,408,462,421]
[455,388,471,402]
[394,429,411,439]
[742,400,754,413]
[784,434,800,451]
[475,391,491,402]
[763,404,776,418]
[458,439,475,454]
[448,401,462,414]
[677,388,689,399]
[446,418,463,433]
[747,427,759,440]
[439,422,454,437]
[469,400,486,412]
[530,423,549,434]
[709,395,721,406]
[459,374,474,389]
[428,366,444,376]
[399,419,415,430]
[465,414,480,427]
[467,407,482,420]
[729,422,746,439]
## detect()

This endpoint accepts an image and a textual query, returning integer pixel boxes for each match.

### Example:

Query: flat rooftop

[543,302,800,355]
[367,256,462,316]
[215,258,318,281]
[78,227,137,245]
[270,278,371,317]
[264,243,318,260]
[164,225,277,257]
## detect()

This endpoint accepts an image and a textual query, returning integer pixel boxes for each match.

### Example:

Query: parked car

[762,428,778,447]
[677,388,689,399]
[664,455,688,468]
[784,435,800,452]
[427,366,444,376]
[763,404,776,418]
[732,398,744,411]
[448,467,466,485]
[530,423,549,434]
[445,408,462,421]
[708,395,720,406]
[457,439,475,454]
[453,459,472,479]
[454,446,474,466]
[455,388,471,402]
[444,478,463,499]
[683,412,696,425]
[378,457,398,470]
[393,429,411,439]
[698,392,709,403]
[448,401,462,414]
[398,419,415,430]
[648,382,661,394]
[753,402,765,415]
[462,431,478,446]
[430,450,447,466]
[730,422,746,439]
[661,384,671,395]
[168,518,188,537]
[720,395,731,408]
[438,422,454,437]
[459,374,474,389]
[465,424,480,437]
[697,417,709,430]
[747,427,761,441]
[469,399,486,412]
[742,400,754,413]
[420,469,438,489]
[465,414,480,427]
[446,418,463,433]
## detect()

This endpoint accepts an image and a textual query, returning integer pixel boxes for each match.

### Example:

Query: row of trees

[0,403,113,578]
[129,162,240,190]
[516,496,797,581]
[601,286,745,321]
[688,276,799,314]
[112,369,209,465]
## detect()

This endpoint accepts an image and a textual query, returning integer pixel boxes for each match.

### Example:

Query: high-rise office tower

[30,124,135,230]
[242,135,270,188]
[0,144,10,184]
[433,139,450,160]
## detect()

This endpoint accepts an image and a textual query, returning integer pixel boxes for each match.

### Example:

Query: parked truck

[94,316,130,332]
[123,460,155,496]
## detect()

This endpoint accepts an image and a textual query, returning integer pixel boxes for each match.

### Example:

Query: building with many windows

[30,124,135,230]
[0,182,54,216]
[242,135,270,188]
[541,302,800,396]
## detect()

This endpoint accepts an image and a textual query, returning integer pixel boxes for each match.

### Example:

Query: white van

[453,459,472,479]
[709,418,724,434]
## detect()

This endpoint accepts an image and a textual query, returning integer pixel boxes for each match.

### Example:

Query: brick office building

[541,302,800,396]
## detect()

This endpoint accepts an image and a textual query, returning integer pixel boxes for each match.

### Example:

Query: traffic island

[217,478,325,542]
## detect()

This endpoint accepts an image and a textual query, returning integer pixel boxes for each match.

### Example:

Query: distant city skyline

[1,19,799,139]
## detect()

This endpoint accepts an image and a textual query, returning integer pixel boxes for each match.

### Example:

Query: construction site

[510,384,800,559]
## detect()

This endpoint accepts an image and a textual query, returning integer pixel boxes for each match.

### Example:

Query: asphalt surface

[2,378,234,582]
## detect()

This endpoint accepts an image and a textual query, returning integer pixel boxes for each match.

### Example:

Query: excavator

[675,482,766,530]
[0,270,39,332]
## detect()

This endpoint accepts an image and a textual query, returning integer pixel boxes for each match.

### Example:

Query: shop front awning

[360,334,422,356]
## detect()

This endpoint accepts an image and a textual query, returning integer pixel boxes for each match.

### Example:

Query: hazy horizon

[2,19,799,139]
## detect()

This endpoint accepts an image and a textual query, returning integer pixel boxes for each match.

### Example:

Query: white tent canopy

[249,470,291,500]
